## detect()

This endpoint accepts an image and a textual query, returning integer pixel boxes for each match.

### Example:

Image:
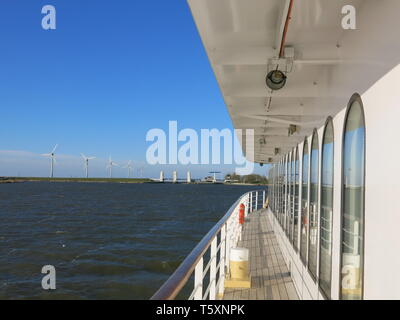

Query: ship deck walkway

[222,209,299,300]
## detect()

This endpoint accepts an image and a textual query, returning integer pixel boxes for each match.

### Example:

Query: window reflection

[280,160,284,226]
[300,140,309,263]
[341,99,365,300]
[319,120,334,299]
[285,155,290,236]
[308,131,319,278]
[289,152,295,241]
[279,162,282,224]
[293,149,300,249]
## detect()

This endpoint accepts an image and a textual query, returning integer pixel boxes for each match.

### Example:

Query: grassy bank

[0,177,152,184]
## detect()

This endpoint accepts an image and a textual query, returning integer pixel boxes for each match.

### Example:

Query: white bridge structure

[154,170,193,184]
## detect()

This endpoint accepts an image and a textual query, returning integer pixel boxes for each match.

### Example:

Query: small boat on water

[201,176,215,183]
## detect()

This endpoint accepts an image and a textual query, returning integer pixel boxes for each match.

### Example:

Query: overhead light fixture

[288,124,297,136]
[274,148,280,155]
[268,158,273,163]
[266,70,287,91]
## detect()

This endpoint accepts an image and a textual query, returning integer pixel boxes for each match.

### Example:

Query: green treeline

[224,173,268,184]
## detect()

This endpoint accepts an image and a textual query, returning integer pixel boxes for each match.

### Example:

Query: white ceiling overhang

[187,0,400,164]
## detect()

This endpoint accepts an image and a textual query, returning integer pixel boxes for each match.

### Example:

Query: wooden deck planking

[223,209,299,300]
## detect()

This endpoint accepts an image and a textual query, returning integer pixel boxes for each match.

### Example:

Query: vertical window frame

[308,129,320,281]
[293,147,300,251]
[300,138,310,265]
[318,117,335,300]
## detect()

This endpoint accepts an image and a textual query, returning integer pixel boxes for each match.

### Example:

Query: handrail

[150,194,245,300]
[150,189,266,300]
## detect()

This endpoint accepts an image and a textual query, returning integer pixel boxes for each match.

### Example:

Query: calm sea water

[0,182,265,300]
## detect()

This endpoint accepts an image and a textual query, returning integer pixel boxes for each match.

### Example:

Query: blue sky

[0,0,267,178]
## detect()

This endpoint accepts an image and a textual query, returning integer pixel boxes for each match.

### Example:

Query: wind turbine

[138,167,144,178]
[42,144,58,178]
[123,160,133,178]
[107,156,119,178]
[81,154,96,178]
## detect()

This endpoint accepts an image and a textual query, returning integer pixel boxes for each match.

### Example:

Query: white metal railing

[151,189,266,300]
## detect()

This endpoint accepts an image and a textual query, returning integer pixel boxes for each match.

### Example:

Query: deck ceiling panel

[188,0,400,164]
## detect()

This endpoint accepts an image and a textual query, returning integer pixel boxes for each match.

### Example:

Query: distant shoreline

[0,177,267,186]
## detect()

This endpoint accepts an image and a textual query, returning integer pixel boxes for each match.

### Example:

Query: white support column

[194,257,203,300]
[218,225,226,296]
[210,238,217,300]
[250,192,253,212]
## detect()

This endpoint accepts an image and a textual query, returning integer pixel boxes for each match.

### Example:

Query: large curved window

[276,162,279,219]
[273,165,277,214]
[319,119,334,299]
[272,165,275,214]
[277,162,281,217]
[280,160,284,225]
[275,165,278,215]
[288,152,293,238]
[300,140,309,263]
[283,158,286,228]
[293,148,299,249]
[285,155,290,235]
[278,161,281,222]
[277,162,280,220]
[340,97,365,300]
[308,130,319,279]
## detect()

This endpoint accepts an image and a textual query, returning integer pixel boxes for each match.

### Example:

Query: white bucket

[230,247,249,262]
[230,247,249,280]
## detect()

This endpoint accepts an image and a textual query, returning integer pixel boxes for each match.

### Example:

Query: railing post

[255,191,258,211]
[246,194,249,217]
[218,225,226,297]
[210,238,217,300]
[263,190,266,206]
[225,221,231,279]
[232,211,237,245]
[235,206,241,244]
[237,204,242,242]
[194,257,203,300]
[250,192,253,213]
